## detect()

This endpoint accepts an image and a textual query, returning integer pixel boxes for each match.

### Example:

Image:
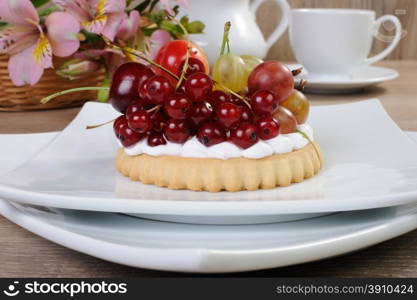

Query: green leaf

[133,0,151,13]
[186,21,205,34]
[31,0,50,8]
[0,22,8,30]
[38,5,59,17]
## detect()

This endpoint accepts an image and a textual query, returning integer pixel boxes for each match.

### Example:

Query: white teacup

[289,9,402,79]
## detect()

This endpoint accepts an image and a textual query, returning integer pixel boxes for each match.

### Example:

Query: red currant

[207,90,230,109]
[178,57,206,77]
[164,119,192,143]
[229,94,246,106]
[118,126,144,147]
[146,75,174,104]
[240,106,255,123]
[255,116,280,140]
[125,100,144,118]
[197,121,227,146]
[164,93,191,119]
[127,110,153,133]
[148,132,167,147]
[216,102,242,129]
[113,115,128,138]
[149,111,166,132]
[229,122,259,149]
[250,90,278,116]
[190,101,213,125]
[184,72,213,102]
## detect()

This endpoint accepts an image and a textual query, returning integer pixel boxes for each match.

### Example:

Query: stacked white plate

[1,99,417,273]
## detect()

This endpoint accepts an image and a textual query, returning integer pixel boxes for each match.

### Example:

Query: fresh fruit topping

[197,121,227,146]
[190,101,213,125]
[138,79,150,100]
[154,40,209,77]
[125,100,144,118]
[240,106,254,123]
[118,126,144,147]
[248,61,294,103]
[216,102,242,129]
[184,72,213,102]
[164,119,192,143]
[229,122,259,149]
[178,57,206,77]
[164,93,191,120]
[109,62,154,113]
[250,90,278,116]
[113,115,128,138]
[146,75,174,104]
[240,55,263,73]
[207,90,230,108]
[281,90,310,124]
[150,111,166,132]
[272,107,298,134]
[127,110,153,133]
[148,132,167,147]
[255,116,280,140]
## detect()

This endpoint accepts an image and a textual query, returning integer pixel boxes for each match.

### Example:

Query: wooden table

[1,60,417,277]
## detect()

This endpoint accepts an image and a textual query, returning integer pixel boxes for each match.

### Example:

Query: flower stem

[220,21,231,56]
[40,87,109,104]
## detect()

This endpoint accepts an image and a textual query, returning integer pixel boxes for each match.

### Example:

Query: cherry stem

[296,129,320,158]
[101,35,180,81]
[291,67,303,77]
[296,79,307,91]
[86,117,116,130]
[220,21,231,56]
[41,87,109,104]
[146,104,161,113]
[176,46,190,89]
[214,80,251,109]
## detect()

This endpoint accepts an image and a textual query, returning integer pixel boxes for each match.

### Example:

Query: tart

[109,25,323,192]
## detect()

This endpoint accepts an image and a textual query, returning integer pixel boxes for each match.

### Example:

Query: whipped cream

[121,124,314,160]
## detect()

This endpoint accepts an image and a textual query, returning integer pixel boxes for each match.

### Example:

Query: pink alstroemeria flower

[116,10,140,40]
[54,0,126,42]
[160,0,189,15]
[0,0,80,86]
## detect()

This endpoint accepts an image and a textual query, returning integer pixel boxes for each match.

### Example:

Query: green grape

[212,53,248,93]
[240,55,263,74]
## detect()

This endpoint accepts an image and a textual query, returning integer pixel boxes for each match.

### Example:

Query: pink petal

[0,0,39,25]
[150,30,172,58]
[8,44,44,86]
[116,10,140,40]
[0,25,38,55]
[101,12,124,41]
[45,12,81,57]
[89,0,126,14]
[159,0,174,15]
[176,0,189,8]
[53,0,91,23]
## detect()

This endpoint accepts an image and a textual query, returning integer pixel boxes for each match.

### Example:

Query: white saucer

[1,131,417,273]
[1,199,417,273]
[289,64,399,93]
[1,100,417,224]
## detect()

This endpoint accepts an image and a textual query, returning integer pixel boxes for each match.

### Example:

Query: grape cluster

[111,60,308,150]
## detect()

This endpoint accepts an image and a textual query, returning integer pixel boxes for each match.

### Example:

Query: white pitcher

[184,0,290,64]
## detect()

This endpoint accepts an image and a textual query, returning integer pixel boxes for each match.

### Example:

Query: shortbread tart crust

[116,142,323,192]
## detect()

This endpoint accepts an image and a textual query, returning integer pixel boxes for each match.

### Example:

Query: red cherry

[164,119,192,143]
[147,132,167,147]
[150,111,166,132]
[207,90,230,109]
[197,121,227,146]
[215,102,242,129]
[250,90,278,116]
[118,126,144,147]
[109,62,154,113]
[125,100,144,118]
[184,72,213,102]
[190,101,213,125]
[113,115,128,138]
[178,57,206,77]
[146,75,174,104]
[164,93,191,119]
[229,122,259,149]
[255,116,280,140]
[240,106,255,123]
[127,110,153,133]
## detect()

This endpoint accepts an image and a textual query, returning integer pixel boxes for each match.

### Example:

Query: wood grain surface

[0,60,417,277]
[257,0,417,61]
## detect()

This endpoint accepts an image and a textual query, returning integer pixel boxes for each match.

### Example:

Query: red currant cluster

[112,59,298,150]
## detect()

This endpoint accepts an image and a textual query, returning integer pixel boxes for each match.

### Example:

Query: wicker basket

[0,55,105,111]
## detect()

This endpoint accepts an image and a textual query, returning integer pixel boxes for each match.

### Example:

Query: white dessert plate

[1,200,417,273]
[1,100,417,225]
[288,64,399,93]
[1,132,417,272]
